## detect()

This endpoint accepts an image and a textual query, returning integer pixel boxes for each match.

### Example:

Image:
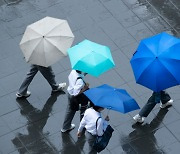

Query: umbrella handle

[106,108,110,116]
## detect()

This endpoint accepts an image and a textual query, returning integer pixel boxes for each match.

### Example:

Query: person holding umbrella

[133,90,173,123]
[16,17,75,98]
[61,70,90,133]
[130,32,178,123]
[77,105,110,154]
[16,64,66,98]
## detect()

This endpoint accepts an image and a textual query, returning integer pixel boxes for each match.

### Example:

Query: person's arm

[77,116,86,137]
[78,84,89,94]
[73,79,84,96]
[74,79,89,96]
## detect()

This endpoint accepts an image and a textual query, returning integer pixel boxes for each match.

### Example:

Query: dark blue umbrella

[84,84,140,113]
[130,32,180,92]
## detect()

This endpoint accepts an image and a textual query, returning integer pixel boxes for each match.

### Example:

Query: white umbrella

[20,16,74,67]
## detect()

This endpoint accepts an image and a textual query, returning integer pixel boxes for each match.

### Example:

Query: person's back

[77,106,109,154]
[61,70,89,133]
[67,70,85,96]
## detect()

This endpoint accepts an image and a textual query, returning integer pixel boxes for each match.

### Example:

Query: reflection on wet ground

[121,109,169,154]
[13,92,64,153]
[0,0,180,153]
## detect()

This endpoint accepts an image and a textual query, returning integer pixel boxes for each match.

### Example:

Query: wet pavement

[0,0,180,153]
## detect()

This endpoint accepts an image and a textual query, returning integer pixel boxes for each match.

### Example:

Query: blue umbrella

[130,32,180,92]
[68,40,115,77]
[84,84,140,113]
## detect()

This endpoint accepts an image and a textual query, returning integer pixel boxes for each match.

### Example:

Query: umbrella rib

[28,26,42,37]
[45,21,71,37]
[159,59,179,83]
[20,37,42,45]
[27,39,46,64]
[44,38,63,53]
[137,59,179,90]
[47,35,73,39]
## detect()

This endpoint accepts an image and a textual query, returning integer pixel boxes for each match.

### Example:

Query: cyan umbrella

[84,84,140,113]
[130,32,180,92]
[68,40,115,77]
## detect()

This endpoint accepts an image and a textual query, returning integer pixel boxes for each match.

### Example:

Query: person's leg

[139,92,160,117]
[61,95,76,132]
[18,65,38,95]
[160,90,173,108]
[134,92,160,122]
[160,91,171,103]
[85,131,97,154]
[37,66,58,90]
[78,94,89,120]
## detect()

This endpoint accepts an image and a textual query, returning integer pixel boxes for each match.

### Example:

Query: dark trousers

[85,131,97,154]
[62,93,89,130]
[18,65,58,94]
[139,91,171,117]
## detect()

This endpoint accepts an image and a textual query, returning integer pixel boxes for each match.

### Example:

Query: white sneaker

[16,91,31,98]
[160,99,173,109]
[61,124,75,133]
[133,114,145,123]
[52,82,66,92]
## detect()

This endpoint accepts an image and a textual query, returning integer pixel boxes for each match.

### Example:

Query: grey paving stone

[1,109,27,130]
[147,0,180,33]
[0,5,22,22]
[144,16,171,34]
[114,10,141,28]
[0,94,19,116]
[127,22,154,41]
[100,0,129,15]
[122,0,147,9]
[132,2,158,21]
[0,132,21,154]
[0,23,11,42]
[0,117,11,137]
[80,24,118,51]
[87,1,112,23]
[99,17,136,48]
[161,142,180,154]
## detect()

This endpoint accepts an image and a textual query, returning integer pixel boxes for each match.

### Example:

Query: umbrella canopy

[68,40,115,77]
[130,32,180,92]
[84,84,140,113]
[20,16,74,67]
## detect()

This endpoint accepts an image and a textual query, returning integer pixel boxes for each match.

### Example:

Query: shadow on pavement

[121,108,169,154]
[12,91,65,153]
[61,132,86,154]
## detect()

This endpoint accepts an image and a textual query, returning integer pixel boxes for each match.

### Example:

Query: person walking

[133,90,173,123]
[61,70,90,133]
[16,64,66,98]
[77,106,109,154]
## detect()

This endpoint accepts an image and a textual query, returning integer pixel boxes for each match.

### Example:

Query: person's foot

[133,114,145,123]
[52,82,66,92]
[61,124,75,133]
[16,91,31,98]
[160,99,173,109]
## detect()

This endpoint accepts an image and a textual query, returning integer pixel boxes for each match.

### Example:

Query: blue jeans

[139,91,171,117]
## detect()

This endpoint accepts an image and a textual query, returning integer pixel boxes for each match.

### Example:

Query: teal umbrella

[68,40,115,77]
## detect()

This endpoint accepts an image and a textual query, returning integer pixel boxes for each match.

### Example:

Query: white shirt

[78,108,108,136]
[67,70,85,96]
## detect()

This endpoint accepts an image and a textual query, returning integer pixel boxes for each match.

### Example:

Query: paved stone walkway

[0,0,180,153]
